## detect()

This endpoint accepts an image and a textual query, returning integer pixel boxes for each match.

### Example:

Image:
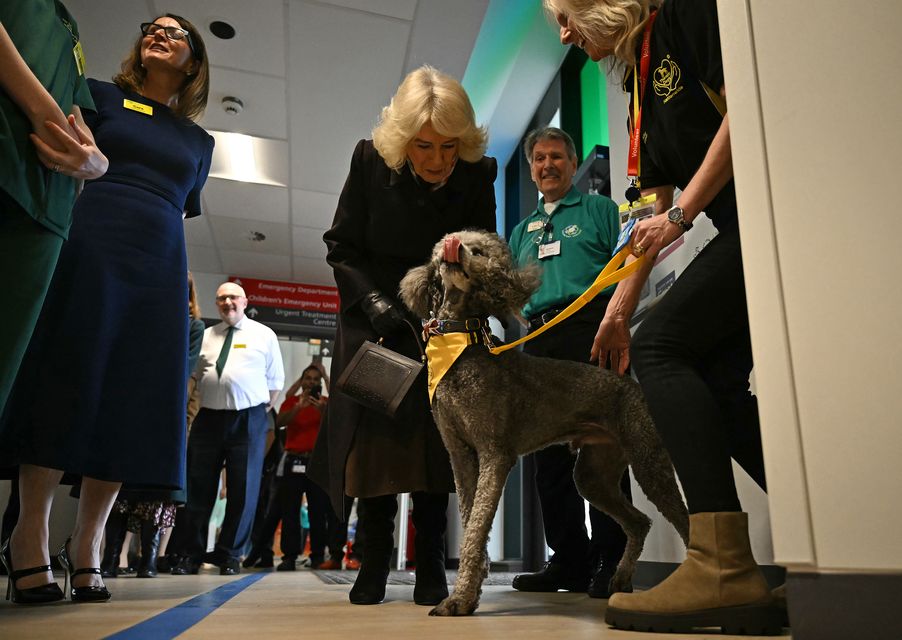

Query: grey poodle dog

[399,229,689,617]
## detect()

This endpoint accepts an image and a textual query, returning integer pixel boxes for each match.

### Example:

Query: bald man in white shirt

[173,282,284,576]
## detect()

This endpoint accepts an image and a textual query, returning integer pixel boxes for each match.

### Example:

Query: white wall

[719,0,902,572]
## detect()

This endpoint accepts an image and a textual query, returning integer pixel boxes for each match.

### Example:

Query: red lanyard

[627,10,658,185]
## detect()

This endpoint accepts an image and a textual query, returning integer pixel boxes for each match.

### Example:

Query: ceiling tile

[199,68,288,139]
[222,251,292,281]
[65,0,148,84]
[288,3,411,194]
[203,179,290,224]
[292,226,328,260]
[186,244,223,273]
[291,189,339,229]
[208,215,291,255]
[154,0,287,76]
[293,256,337,287]
[315,0,418,21]
[405,1,489,78]
[184,214,216,246]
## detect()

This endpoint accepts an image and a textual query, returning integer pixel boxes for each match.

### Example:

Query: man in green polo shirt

[508,127,631,599]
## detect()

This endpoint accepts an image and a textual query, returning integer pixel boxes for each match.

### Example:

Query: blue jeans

[183,404,269,561]
[631,222,766,514]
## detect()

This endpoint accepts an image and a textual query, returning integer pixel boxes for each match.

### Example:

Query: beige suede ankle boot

[604,512,783,635]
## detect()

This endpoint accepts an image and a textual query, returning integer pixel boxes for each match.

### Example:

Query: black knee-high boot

[411,492,450,605]
[349,496,397,605]
[101,510,128,578]
[137,521,161,578]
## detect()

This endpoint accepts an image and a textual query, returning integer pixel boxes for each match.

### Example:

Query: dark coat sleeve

[323,140,379,311]
[187,317,205,379]
[467,157,498,232]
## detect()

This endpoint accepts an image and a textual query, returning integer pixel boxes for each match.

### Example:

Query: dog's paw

[429,595,478,616]
[609,572,634,595]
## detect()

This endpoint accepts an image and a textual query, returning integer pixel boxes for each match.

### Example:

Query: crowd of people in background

[1,0,783,635]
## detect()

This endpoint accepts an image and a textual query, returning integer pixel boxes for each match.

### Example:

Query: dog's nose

[443,235,461,263]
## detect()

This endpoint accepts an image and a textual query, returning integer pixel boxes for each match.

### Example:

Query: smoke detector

[222,96,243,115]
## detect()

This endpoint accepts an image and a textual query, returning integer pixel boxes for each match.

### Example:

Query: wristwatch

[666,205,693,232]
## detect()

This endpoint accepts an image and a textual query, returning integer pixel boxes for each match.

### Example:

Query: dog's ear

[502,261,542,313]
[399,263,435,318]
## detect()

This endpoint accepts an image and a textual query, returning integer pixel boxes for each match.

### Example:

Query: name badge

[233,344,247,349]
[527,220,544,233]
[618,193,657,225]
[292,463,306,474]
[73,41,86,76]
[537,240,561,259]
[123,99,153,116]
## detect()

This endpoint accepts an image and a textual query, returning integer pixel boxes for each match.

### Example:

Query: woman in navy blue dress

[0,14,212,603]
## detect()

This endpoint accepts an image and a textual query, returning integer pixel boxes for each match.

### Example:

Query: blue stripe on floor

[103,572,269,640]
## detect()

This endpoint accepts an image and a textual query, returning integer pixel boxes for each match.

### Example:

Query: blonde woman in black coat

[309,65,496,606]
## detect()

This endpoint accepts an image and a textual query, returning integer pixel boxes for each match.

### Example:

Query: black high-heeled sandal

[0,538,64,604]
[58,538,112,603]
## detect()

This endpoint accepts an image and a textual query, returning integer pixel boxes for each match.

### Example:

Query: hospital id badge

[527,220,544,232]
[73,41,86,76]
[537,240,560,259]
[618,193,657,225]
[292,462,306,474]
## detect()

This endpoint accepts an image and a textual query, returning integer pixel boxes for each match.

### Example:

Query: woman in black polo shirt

[545,0,781,635]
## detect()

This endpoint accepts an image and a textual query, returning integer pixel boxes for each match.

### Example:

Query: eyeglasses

[534,220,554,245]
[140,22,197,57]
[216,294,244,303]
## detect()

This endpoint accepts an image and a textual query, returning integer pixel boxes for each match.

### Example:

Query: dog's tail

[619,381,691,546]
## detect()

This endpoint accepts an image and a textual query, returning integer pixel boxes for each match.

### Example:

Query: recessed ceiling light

[210,20,236,39]
[207,130,287,187]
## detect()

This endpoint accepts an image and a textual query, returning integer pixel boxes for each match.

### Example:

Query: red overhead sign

[229,276,339,313]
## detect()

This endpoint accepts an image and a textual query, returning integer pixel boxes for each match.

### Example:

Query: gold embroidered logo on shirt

[653,55,683,103]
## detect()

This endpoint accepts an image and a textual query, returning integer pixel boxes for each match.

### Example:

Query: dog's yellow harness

[424,246,646,401]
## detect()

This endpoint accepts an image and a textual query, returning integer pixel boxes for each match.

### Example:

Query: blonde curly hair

[543,0,657,67]
[372,65,487,171]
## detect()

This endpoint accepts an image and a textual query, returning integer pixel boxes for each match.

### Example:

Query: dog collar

[423,316,488,337]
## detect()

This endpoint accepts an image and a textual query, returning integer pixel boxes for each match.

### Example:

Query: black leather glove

[360,290,408,336]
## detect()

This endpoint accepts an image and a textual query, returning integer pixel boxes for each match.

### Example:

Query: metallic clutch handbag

[335,323,424,418]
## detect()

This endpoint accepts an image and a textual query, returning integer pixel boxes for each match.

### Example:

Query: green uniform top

[0,0,95,238]
[508,185,620,319]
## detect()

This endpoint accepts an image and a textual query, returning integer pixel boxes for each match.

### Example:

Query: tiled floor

[0,568,792,640]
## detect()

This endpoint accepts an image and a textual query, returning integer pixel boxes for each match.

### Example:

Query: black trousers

[324,497,353,560]
[631,222,766,514]
[524,296,630,574]
[357,492,448,565]
[182,405,268,561]
[274,460,330,562]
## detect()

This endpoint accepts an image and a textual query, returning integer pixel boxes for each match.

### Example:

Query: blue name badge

[613,217,636,255]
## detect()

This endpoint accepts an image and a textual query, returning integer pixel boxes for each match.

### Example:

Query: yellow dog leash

[425,246,646,401]
[489,245,645,354]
